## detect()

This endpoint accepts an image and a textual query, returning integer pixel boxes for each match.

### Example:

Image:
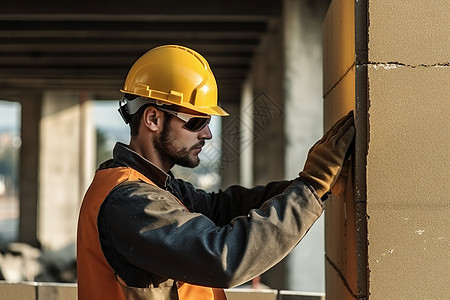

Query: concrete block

[367,65,450,299]
[367,207,450,299]
[224,288,277,300]
[0,281,36,300]
[279,290,325,300]
[324,260,356,300]
[324,195,346,270]
[323,62,358,299]
[368,0,450,65]
[367,66,450,207]
[322,0,355,96]
[323,66,355,130]
[324,167,357,295]
[36,282,77,300]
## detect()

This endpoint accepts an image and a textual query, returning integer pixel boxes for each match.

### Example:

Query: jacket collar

[105,142,170,189]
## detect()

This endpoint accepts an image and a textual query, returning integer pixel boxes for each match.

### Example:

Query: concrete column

[282,0,330,293]
[248,18,287,290]
[220,100,242,189]
[78,93,96,199]
[242,0,330,290]
[250,27,285,188]
[18,92,42,247]
[239,77,254,188]
[38,91,95,251]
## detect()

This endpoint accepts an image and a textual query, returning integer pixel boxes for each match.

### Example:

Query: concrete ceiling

[0,0,282,102]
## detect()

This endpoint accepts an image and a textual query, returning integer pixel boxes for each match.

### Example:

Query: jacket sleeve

[170,178,296,226]
[98,178,323,289]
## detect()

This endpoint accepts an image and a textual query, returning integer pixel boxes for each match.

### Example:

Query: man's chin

[175,156,200,169]
[188,157,201,168]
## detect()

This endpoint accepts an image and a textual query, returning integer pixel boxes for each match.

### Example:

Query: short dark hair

[126,95,172,136]
[129,104,150,137]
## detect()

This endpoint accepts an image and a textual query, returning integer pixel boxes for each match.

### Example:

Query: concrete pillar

[239,78,254,188]
[79,94,96,199]
[282,0,330,293]
[18,92,42,247]
[38,91,95,250]
[220,101,242,189]
[242,0,330,290]
[323,0,449,299]
[250,27,285,188]
[248,17,287,290]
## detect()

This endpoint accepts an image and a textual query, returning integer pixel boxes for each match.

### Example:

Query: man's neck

[128,138,173,172]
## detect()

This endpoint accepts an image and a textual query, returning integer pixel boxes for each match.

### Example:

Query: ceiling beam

[0,20,269,31]
[0,0,283,103]
[0,14,274,22]
[0,55,252,68]
[0,42,259,55]
[1,0,281,16]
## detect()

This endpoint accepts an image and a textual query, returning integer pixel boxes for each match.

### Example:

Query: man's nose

[199,124,212,140]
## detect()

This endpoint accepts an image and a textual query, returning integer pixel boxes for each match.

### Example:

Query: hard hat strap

[122,96,164,115]
[118,96,165,124]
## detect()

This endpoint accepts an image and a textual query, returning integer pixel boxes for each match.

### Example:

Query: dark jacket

[97,142,324,289]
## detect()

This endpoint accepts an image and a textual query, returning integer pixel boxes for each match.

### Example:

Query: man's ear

[142,106,163,132]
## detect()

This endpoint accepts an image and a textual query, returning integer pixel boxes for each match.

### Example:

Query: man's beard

[153,118,203,169]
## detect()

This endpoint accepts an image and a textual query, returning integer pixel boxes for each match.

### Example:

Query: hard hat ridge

[120,45,228,118]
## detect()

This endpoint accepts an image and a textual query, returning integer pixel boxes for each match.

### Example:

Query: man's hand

[299,111,355,198]
[330,159,351,196]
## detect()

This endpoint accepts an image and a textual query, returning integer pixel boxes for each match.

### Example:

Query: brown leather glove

[299,111,355,198]
[331,159,351,196]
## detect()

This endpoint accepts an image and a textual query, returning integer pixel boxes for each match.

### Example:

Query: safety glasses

[158,107,211,132]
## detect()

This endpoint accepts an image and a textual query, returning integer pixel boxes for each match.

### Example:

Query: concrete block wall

[0,282,77,300]
[0,282,325,300]
[279,291,325,300]
[323,0,449,299]
[366,1,449,299]
[322,0,361,299]
[225,289,277,300]
[366,66,449,299]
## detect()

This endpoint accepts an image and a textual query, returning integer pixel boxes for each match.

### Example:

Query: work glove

[299,111,355,198]
[330,159,351,196]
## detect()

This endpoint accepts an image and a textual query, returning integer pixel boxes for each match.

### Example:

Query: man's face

[153,113,212,169]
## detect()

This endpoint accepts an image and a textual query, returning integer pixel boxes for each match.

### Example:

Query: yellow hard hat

[120,45,228,116]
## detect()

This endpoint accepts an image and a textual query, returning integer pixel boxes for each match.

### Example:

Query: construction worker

[77,45,355,300]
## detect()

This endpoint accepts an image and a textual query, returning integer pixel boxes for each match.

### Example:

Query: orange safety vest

[77,167,226,300]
